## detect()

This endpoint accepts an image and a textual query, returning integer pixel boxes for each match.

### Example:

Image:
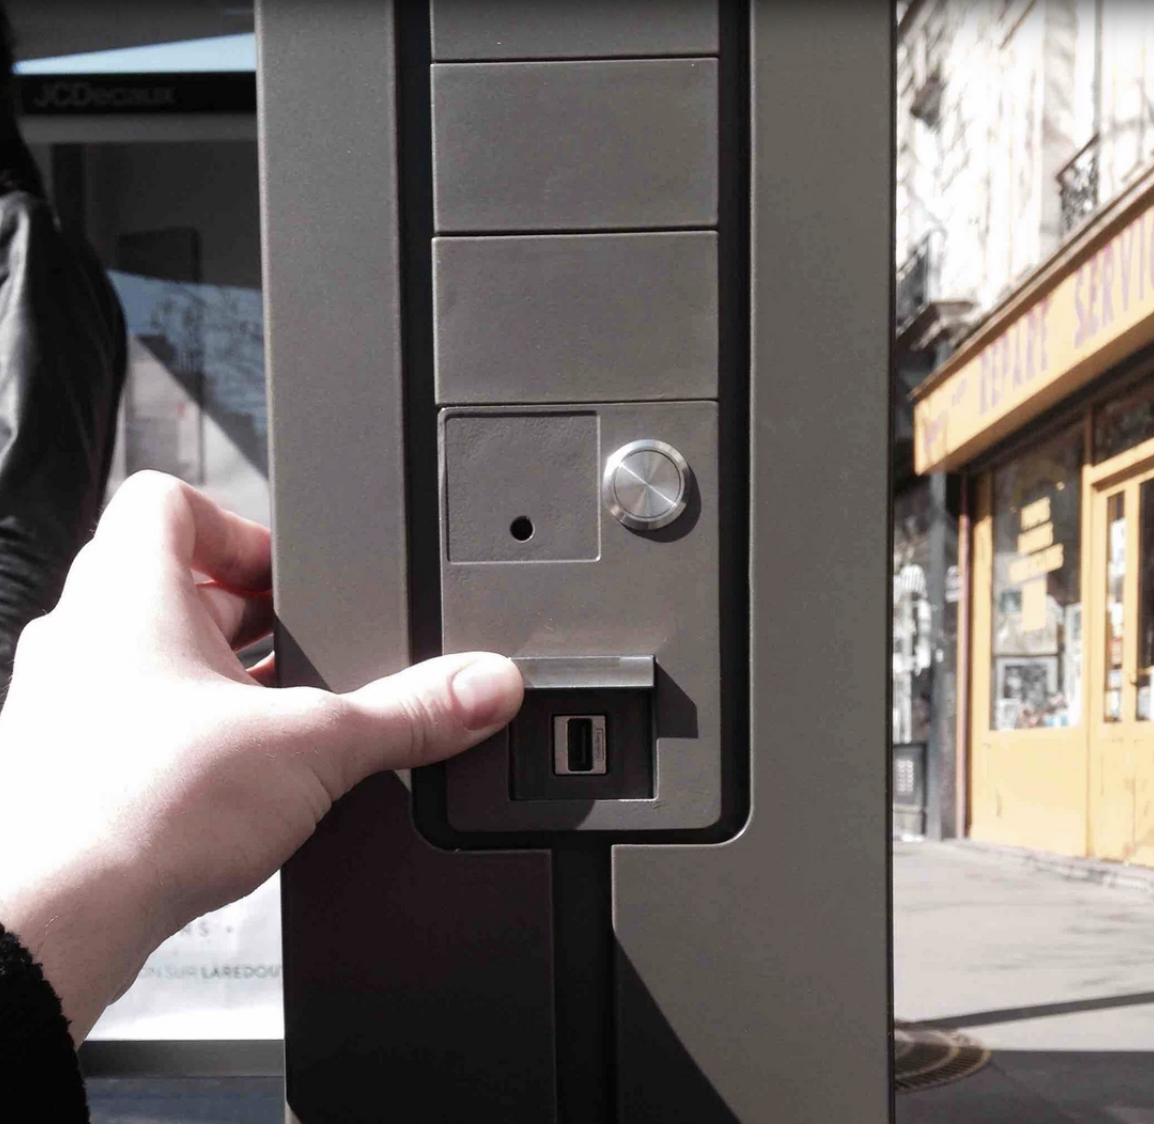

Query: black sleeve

[0,922,90,1120]
[0,191,127,697]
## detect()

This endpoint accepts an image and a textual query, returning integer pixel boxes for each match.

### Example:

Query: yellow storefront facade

[914,169,1154,862]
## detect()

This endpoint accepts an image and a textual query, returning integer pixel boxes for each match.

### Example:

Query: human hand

[0,471,523,1044]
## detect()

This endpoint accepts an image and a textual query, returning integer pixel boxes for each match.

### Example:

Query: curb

[945,838,1154,895]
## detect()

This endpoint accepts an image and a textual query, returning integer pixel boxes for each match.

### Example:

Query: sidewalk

[87,1078,281,1123]
[895,840,1154,1122]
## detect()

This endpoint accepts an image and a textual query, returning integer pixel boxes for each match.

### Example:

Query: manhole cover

[894,1022,991,1093]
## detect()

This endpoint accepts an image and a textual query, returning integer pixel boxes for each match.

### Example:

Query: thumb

[314,652,524,794]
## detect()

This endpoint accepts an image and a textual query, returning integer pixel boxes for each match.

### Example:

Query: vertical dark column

[552,843,614,1124]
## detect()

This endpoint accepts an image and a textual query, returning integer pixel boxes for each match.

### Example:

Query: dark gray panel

[613,5,893,1123]
[281,773,557,1124]
[443,412,600,561]
[441,402,720,833]
[432,60,718,233]
[257,4,557,1121]
[431,0,719,60]
[434,233,718,405]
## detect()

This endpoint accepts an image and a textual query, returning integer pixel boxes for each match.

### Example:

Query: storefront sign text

[915,191,1154,472]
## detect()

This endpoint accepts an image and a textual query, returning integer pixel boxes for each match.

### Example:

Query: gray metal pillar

[258,2,893,1120]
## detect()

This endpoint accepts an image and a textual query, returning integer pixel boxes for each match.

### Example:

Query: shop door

[1089,452,1154,864]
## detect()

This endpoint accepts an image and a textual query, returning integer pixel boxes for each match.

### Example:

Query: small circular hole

[510,516,534,542]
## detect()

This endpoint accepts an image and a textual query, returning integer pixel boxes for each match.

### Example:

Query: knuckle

[396,684,449,766]
[123,468,183,499]
[15,614,45,646]
[299,688,363,756]
[62,540,102,590]
[13,612,53,670]
[70,539,99,572]
[97,471,195,562]
[289,685,342,731]
[106,470,186,523]
[282,687,361,797]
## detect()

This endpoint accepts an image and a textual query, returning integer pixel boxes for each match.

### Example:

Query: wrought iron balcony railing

[1057,134,1100,237]
[896,236,931,331]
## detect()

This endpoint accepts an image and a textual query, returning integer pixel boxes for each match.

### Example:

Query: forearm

[0,847,163,1045]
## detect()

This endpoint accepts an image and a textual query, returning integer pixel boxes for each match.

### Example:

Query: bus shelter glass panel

[27,128,280,1044]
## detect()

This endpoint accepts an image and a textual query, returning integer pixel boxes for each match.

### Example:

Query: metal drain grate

[894,1022,991,1093]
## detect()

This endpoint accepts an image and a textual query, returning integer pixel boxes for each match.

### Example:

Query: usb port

[552,715,607,776]
[567,718,594,772]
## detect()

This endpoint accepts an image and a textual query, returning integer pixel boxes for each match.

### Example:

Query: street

[86,1078,281,1123]
[896,841,1154,1122]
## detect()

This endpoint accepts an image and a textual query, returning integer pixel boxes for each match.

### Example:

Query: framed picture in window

[994,655,1061,730]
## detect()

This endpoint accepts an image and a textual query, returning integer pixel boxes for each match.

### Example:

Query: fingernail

[451,655,523,731]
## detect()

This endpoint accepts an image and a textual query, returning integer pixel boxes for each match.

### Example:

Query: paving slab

[895,841,1154,1051]
[899,1052,1154,1124]
[896,841,1154,1123]
[896,1057,1071,1124]
[86,1077,282,1123]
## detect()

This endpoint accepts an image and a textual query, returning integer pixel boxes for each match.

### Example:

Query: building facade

[901,0,1154,861]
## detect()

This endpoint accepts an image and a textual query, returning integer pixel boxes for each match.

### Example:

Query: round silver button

[602,440,691,531]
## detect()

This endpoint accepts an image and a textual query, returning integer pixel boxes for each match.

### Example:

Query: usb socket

[552,715,607,775]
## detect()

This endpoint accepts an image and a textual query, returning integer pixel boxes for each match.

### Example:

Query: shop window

[1094,376,1154,464]
[991,425,1084,730]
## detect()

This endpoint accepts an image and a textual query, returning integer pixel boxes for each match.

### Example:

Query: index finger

[95,471,272,592]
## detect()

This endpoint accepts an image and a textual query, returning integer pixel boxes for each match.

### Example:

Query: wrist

[0,846,165,1044]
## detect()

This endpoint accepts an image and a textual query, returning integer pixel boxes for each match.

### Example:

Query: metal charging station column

[258,2,893,1121]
